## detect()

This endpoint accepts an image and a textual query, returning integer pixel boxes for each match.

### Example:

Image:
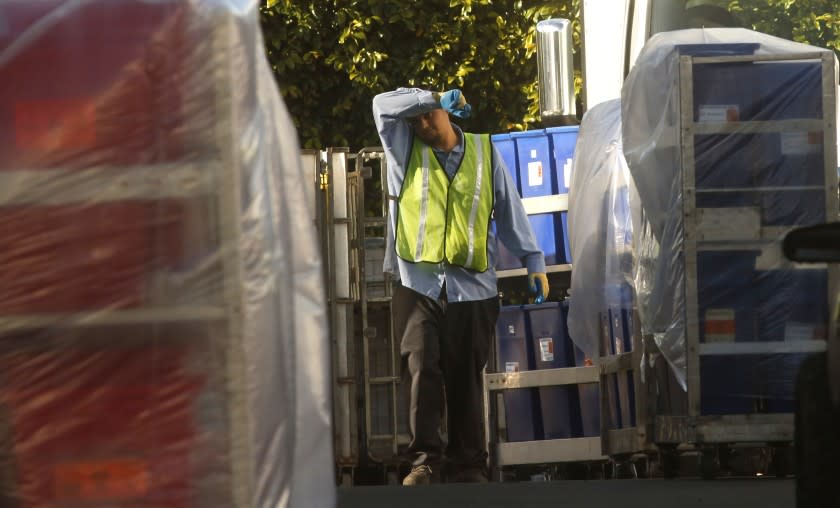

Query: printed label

[539,337,554,362]
[780,131,822,156]
[530,149,537,158]
[698,104,740,122]
[507,324,516,335]
[784,322,823,341]
[563,158,572,190]
[505,362,520,373]
[705,308,736,342]
[528,161,543,187]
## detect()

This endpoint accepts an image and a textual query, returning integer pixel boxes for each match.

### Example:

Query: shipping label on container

[528,161,544,187]
[15,99,97,152]
[705,308,736,342]
[780,131,822,156]
[698,104,740,122]
[505,361,520,373]
[539,337,554,362]
[784,321,825,341]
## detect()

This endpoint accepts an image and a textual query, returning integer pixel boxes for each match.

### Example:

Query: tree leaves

[259,0,581,149]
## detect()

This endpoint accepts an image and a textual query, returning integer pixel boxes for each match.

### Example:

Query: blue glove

[439,89,472,119]
[528,273,549,304]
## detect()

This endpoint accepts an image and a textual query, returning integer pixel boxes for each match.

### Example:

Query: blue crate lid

[510,129,548,139]
[676,43,759,56]
[490,133,516,141]
[544,126,580,134]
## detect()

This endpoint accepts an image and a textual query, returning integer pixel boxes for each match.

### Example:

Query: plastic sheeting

[567,99,640,361]
[621,27,838,397]
[0,1,334,507]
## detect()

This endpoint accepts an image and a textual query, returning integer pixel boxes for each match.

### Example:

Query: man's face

[408,109,450,147]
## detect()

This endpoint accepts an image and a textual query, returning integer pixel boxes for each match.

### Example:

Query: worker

[372,87,549,485]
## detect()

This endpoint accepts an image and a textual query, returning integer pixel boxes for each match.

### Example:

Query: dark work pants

[393,282,500,470]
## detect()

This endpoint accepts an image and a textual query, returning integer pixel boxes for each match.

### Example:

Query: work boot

[402,465,433,486]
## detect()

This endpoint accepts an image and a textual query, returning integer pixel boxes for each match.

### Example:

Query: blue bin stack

[495,303,586,441]
[564,300,601,437]
[490,127,578,270]
[679,43,832,415]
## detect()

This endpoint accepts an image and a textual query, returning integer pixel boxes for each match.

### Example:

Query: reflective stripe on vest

[396,133,494,272]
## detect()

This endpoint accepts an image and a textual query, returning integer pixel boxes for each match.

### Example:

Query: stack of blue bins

[490,127,577,270]
[682,42,830,415]
[603,282,636,429]
[495,303,585,441]
[563,300,601,437]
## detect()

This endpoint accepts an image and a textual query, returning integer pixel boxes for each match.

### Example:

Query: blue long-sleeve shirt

[372,87,545,302]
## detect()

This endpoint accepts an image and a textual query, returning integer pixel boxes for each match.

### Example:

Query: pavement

[338,478,794,508]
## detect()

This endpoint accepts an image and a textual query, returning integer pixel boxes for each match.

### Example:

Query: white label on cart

[539,337,554,362]
[528,161,543,187]
[505,362,520,373]
[563,158,572,190]
[698,104,740,122]
[705,308,736,342]
[507,324,516,335]
[780,131,822,155]
[530,149,537,158]
[785,322,823,341]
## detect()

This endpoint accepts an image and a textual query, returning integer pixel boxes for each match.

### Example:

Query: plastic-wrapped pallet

[0,1,333,507]
[567,99,640,361]
[621,27,838,409]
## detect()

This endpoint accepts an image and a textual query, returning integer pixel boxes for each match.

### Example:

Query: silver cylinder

[536,18,576,120]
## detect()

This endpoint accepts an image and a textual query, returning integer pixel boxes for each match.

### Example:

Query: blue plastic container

[563,300,600,438]
[696,251,759,343]
[756,268,828,343]
[700,355,757,415]
[524,303,579,439]
[512,130,555,198]
[560,211,571,264]
[529,213,561,266]
[545,126,579,194]
[495,306,541,442]
[491,133,520,193]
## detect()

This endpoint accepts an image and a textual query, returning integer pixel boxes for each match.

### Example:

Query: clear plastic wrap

[621,27,838,404]
[0,1,333,507]
[567,99,640,361]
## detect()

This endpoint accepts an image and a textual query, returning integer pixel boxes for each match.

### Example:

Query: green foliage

[260,1,580,149]
[729,0,840,55]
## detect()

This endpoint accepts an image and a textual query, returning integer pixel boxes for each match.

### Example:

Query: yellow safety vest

[396,133,494,272]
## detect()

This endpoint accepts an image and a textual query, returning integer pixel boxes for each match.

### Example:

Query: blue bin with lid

[529,213,561,266]
[491,132,520,193]
[560,211,571,264]
[545,126,579,195]
[512,130,555,198]
[524,303,580,439]
[563,300,600,437]
[495,306,541,442]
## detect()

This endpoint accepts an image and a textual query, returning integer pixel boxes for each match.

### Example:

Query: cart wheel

[700,448,718,481]
[660,446,680,479]
[795,354,840,507]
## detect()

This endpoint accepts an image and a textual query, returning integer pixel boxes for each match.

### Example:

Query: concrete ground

[338,478,794,508]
